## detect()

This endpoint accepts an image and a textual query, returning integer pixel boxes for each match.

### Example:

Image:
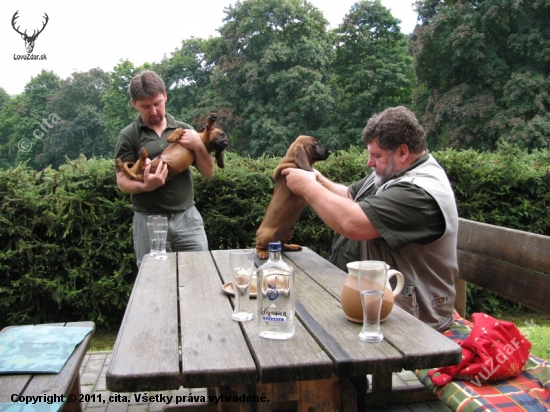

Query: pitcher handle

[387,269,404,296]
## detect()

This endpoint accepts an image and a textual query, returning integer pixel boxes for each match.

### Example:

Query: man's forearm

[194,147,215,177]
[301,181,380,241]
[116,163,167,194]
[116,172,150,194]
[318,176,351,198]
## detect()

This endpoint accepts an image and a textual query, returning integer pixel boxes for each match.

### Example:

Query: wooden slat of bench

[178,251,257,388]
[457,218,550,316]
[458,249,550,315]
[211,249,333,384]
[106,254,180,392]
[285,249,461,374]
[458,217,550,275]
[0,375,31,400]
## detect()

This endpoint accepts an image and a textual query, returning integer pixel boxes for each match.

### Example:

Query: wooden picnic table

[106,248,461,411]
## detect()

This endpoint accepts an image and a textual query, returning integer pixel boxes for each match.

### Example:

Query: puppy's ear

[215,151,224,168]
[294,144,313,171]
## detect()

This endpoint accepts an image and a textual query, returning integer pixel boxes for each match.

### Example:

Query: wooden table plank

[285,248,461,373]
[380,307,461,370]
[106,254,180,392]
[178,251,257,387]
[211,249,334,383]
[290,256,403,376]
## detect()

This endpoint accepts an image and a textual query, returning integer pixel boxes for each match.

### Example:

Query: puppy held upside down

[116,113,228,182]
[255,135,331,259]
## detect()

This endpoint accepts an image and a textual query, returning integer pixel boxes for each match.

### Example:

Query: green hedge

[1,147,549,329]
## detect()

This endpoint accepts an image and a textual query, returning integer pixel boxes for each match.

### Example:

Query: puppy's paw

[167,128,185,143]
[207,113,218,124]
[256,248,269,260]
[282,243,302,252]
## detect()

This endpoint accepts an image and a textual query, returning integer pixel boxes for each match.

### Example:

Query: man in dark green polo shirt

[282,106,459,331]
[114,70,214,268]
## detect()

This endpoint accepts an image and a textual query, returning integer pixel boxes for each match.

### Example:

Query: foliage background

[4,0,548,170]
[1,147,549,330]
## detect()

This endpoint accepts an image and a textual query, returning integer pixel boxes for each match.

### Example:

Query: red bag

[428,313,531,386]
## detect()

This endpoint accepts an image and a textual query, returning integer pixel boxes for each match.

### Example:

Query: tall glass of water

[229,250,255,321]
[152,216,168,261]
[358,261,387,342]
[147,215,161,257]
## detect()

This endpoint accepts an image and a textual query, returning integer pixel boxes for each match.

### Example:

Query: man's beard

[373,155,397,188]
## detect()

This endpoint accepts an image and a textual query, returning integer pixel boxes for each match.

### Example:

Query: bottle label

[262,315,286,322]
[259,307,288,323]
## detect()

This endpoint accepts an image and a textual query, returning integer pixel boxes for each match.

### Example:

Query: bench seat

[0,322,95,412]
[415,218,550,411]
[417,313,550,411]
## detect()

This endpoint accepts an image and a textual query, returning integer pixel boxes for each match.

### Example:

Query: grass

[89,310,550,359]
[499,309,550,360]
[89,329,118,352]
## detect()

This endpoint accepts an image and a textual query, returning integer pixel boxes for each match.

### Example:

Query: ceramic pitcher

[340,261,404,323]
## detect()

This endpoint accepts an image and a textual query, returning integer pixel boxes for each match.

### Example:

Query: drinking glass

[358,261,387,342]
[147,215,161,257]
[152,216,168,261]
[229,250,255,321]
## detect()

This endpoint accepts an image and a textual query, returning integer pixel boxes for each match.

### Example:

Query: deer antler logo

[11,11,49,54]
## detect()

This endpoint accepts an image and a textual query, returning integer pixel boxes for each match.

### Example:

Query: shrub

[0,157,135,329]
[1,147,548,328]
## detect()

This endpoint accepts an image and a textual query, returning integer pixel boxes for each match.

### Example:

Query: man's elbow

[341,220,379,241]
[115,173,132,194]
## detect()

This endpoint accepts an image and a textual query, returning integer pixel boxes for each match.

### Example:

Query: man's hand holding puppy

[174,129,214,178]
[117,159,168,194]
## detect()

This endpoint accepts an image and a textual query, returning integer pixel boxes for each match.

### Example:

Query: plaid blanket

[417,313,550,412]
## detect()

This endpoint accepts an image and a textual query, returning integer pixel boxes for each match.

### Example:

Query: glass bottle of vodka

[257,242,295,339]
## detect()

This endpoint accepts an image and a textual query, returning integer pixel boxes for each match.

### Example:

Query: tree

[413,0,550,151]
[331,0,415,148]
[34,68,111,169]
[0,88,10,111]
[102,61,140,151]
[212,0,337,156]
[0,71,61,169]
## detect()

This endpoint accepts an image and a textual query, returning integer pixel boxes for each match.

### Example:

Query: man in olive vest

[282,106,458,331]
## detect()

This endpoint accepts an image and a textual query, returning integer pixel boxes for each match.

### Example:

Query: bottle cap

[268,242,282,252]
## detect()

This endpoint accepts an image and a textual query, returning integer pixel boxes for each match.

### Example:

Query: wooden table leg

[348,376,367,412]
[371,373,392,392]
[191,376,358,412]
[62,373,82,412]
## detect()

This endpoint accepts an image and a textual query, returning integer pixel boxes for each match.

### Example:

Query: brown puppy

[255,135,331,259]
[116,113,228,182]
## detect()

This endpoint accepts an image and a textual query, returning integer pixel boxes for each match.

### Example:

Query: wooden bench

[415,218,550,411]
[358,218,542,412]
[0,321,95,412]
[454,217,550,318]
